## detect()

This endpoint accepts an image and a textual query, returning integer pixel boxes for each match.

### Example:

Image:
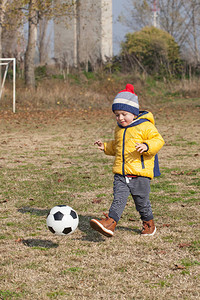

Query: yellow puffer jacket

[104,111,165,179]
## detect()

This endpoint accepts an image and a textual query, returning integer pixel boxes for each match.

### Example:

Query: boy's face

[114,110,136,127]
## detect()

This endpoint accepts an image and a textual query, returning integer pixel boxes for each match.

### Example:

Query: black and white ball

[46,205,79,235]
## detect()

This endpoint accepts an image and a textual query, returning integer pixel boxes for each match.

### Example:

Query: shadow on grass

[18,206,49,216]
[117,225,141,234]
[78,215,141,241]
[22,239,59,248]
[78,214,106,242]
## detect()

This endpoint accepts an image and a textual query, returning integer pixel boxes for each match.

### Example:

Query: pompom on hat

[112,84,139,116]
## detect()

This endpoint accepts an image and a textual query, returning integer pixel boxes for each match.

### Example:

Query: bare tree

[119,0,189,44]
[38,17,53,65]
[184,0,200,64]
[0,0,8,86]
[24,0,38,87]
[118,0,152,30]
[0,0,8,59]
[159,0,188,45]
[54,0,112,70]
[118,0,200,64]
[24,0,75,87]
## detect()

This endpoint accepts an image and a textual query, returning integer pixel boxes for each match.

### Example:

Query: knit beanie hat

[112,84,139,116]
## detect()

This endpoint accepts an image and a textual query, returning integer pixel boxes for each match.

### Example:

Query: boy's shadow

[117,225,141,234]
[78,215,141,241]
[77,214,106,242]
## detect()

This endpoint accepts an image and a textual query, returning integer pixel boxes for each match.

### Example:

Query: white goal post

[0,58,16,113]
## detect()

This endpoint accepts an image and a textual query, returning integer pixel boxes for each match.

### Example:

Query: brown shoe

[141,220,156,236]
[90,213,117,237]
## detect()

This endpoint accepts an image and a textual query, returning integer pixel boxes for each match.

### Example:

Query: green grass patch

[181,259,200,267]
[0,235,7,240]
[47,290,67,299]
[151,181,178,193]
[63,267,82,274]
[0,290,23,299]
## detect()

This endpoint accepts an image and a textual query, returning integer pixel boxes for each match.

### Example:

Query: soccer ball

[46,205,79,235]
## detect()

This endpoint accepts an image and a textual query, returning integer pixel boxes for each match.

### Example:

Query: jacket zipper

[122,128,127,175]
[141,155,145,169]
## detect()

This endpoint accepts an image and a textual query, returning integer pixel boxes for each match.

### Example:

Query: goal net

[0,58,16,113]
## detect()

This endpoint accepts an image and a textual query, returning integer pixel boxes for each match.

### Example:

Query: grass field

[0,89,199,299]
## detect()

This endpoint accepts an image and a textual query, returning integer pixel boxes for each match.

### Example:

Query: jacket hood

[137,111,155,125]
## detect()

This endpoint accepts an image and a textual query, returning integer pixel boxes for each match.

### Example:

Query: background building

[54,0,113,69]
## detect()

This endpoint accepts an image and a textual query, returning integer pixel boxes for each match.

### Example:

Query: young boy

[90,84,164,237]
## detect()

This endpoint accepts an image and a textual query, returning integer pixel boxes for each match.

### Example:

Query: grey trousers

[109,174,153,223]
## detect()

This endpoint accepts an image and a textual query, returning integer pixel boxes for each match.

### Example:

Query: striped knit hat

[112,84,139,116]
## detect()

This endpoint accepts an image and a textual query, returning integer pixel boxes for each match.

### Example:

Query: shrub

[121,26,181,78]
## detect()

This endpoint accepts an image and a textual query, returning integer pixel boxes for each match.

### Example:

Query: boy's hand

[94,140,104,151]
[135,143,148,154]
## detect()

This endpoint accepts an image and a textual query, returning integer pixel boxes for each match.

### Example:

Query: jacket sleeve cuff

[143,143,149,152]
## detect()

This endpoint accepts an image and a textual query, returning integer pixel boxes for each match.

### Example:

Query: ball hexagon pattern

[46,205,79,235]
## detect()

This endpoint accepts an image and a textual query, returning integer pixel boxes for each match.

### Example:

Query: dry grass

[0,79,200,300]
